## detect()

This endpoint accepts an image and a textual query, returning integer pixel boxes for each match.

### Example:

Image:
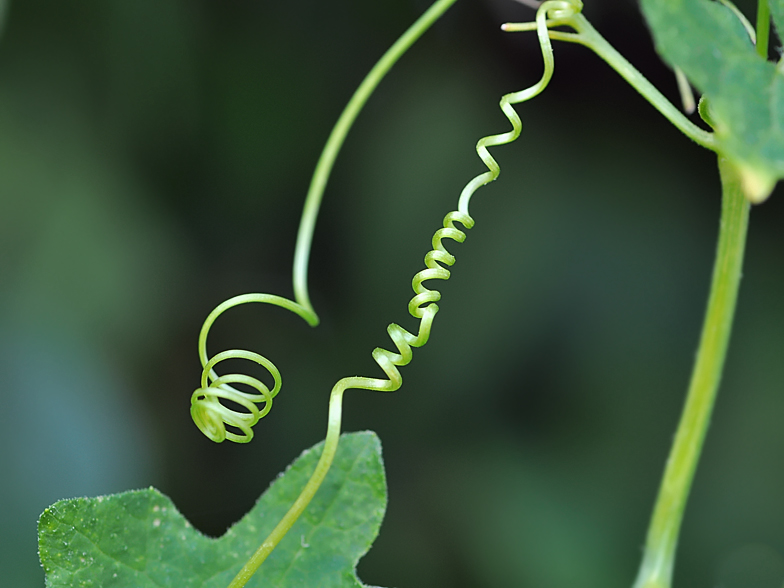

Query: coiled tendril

[190,294,317,444]
[349,0,571,394]
[371,210,474,388]
[192,1,579,586]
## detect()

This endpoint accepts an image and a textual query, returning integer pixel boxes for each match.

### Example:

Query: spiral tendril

[195,1,580,586]
[190,294,317,444]
[191,0,464,451]
[337,1,569,398]
[223,5,571,586]
[345,210,475,395]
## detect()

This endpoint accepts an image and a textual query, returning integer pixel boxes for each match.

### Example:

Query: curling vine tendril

[188,0,724,586]
[191,2,575,586]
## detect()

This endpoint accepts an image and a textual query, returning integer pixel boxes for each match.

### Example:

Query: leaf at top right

[640,0,784,202]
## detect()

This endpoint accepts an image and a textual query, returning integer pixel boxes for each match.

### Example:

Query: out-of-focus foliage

[1,1,783,587]
[0,0,7,36]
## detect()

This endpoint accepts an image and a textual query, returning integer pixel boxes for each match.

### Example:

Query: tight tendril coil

[191,0,461,452]
[357,210,475,394]
[326,0,568,412]
[190,294,316,444]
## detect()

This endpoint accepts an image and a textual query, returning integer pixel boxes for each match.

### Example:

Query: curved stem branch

[292,0,459,318]
[503,11,717,150]
[553,16,717,150]
[632,158,750,588]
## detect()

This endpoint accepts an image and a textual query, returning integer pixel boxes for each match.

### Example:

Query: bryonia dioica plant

[37,0,784,587]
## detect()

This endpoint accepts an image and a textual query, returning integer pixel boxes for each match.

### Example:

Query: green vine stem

[197,1,764,586]
[632,3,762,586]
[507,3,766,586]
[206,0,462,584]
[632,159,750,588]
[756,0,770,59]
[292,0,460,318]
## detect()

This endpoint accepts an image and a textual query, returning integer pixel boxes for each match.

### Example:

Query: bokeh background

[2,0,783,586]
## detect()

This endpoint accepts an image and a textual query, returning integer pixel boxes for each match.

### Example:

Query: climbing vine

[35,1,783,587]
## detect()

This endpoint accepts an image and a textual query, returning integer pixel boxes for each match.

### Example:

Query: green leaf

[640,0,784,201]
[770,0,784,39]
[38,431,387,588]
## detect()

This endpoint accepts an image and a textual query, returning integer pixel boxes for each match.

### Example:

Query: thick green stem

[756,0,770,58]
[632,158,750,588]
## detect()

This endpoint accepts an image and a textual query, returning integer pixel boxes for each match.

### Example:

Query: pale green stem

[756,0,770,58]
[503,16,716,150]
[507,8,756,587]
[230,365,415,587]
[292,0,459,319]
[226,386,345,588]
[228,367,394,588]
[227,0,561,579]
[550,17,716,150]
[673,67,695,115]
[632,158,750,588]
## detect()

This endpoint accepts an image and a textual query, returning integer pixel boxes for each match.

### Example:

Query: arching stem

[292,0,460,319]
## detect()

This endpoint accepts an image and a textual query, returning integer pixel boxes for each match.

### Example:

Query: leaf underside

[641,0,784,200]
[38,431,388,588]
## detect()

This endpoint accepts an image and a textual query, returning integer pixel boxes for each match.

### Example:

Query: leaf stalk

[756,0,770,58]
[539,15,716,150]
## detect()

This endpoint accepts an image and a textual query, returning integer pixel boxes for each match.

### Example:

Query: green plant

[35,0,784,587]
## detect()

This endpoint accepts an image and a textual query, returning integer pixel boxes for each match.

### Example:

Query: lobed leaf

[640,0,784,201]
[39,431,387,588]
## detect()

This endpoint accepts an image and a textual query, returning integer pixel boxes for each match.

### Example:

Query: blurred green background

[1,0,783,586]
